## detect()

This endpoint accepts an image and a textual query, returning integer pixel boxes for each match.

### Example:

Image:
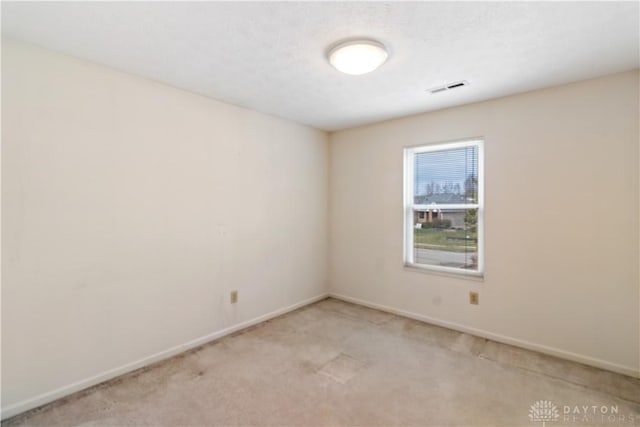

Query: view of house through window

[404,140,483,275]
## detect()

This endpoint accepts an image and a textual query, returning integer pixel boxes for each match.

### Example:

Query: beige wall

[2,37,639,420]
[1,40,329,416]
[329,70,640,376]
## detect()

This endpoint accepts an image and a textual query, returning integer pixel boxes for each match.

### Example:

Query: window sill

[403,262,484,282]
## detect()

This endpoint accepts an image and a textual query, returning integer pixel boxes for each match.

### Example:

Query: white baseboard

[328,292,640,379]
[1,293,329,421]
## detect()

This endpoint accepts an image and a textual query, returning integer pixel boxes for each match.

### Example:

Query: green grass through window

[414,228,477,252]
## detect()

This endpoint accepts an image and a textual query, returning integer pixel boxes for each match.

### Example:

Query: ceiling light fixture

[328,39,388,75]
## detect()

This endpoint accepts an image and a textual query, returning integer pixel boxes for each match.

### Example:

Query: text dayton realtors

[562,405,636,424]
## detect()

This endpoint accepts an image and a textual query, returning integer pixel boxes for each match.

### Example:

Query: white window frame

[403,139,484,277]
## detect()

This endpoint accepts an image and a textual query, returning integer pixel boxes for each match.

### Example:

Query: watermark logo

[528,401,636,425]
[529,400,560,427]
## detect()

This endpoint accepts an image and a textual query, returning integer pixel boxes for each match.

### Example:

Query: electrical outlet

[469,292,479,305]
[230,290,238,304]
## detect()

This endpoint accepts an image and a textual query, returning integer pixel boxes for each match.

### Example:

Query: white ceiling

[2,2,639,131]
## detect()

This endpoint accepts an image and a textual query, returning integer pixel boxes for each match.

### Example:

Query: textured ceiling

[2,2,639,131]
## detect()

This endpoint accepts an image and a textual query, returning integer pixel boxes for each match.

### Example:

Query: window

[404,139,484,276]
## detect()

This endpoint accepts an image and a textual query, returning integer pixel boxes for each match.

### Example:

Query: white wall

[2,37,638,421]
[1,40,329,416]
[329,70,640,377]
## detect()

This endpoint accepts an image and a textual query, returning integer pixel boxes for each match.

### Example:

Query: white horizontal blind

[404,140,483,275]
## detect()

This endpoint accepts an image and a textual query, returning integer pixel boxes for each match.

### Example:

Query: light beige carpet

[4,298,639,426]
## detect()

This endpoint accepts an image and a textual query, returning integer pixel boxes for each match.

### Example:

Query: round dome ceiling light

[328,39,388,75]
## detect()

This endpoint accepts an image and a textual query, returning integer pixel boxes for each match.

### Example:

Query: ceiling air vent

[427,80,469,95]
